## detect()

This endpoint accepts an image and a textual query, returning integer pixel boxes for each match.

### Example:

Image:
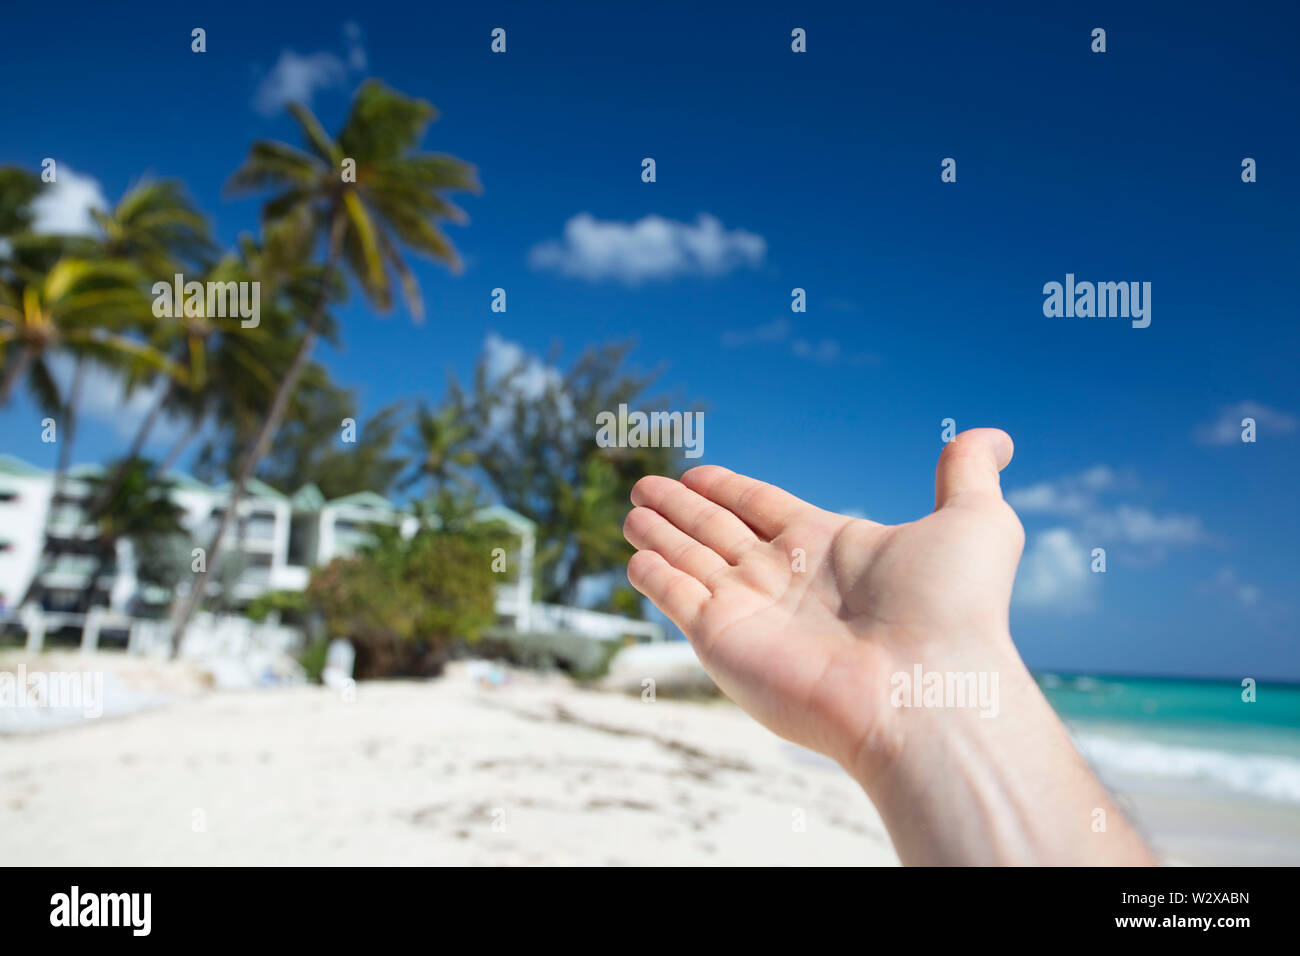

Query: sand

[4,653,1291,865]
[0,657,896,866]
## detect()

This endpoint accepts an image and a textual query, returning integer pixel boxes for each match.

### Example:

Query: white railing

[522,602,663,642]
[129,612,303,661]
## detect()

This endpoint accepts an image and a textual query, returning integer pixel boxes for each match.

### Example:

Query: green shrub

[298,636,330,682]
[304,521,497,679]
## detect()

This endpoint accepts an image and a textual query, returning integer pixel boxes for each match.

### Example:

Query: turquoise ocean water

[1038,674,1300,805]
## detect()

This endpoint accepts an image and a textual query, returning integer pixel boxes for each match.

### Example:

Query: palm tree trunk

[52,356,84,499]
[169,329,320,641]
[88,377,174,515]
[0,344,34,405]
[169,208,345,649]
[17,357,85,608]
[125,378,172,462]
[158,406,203,473]
[57,374,178,567]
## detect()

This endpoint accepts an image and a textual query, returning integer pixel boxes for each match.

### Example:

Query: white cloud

[30,167,107,236]
[719,318,879,366]
[1013,527,1092,610]
[720,318,790,348]
[792,338,841,363]
[1007,482,1093,516]
[1211,567,1261,608]
[481,334,573,437]
[529,213,765,284]
[46,355,190,449]
[1199,566,1294,631]
[252,24,368,116]
[1007,465,1122,516]
[343,21,367,71]
[1077,464,1116,491]
[254,51,348,115]
[1089,505,1204,547]
[1195,400,1297,445]
[1007,465,1205,569]
[483,333,564,402]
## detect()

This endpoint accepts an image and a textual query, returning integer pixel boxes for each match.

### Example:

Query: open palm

[624,428,1025,770]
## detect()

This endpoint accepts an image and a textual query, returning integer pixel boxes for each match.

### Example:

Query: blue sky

[2,0,1298,679]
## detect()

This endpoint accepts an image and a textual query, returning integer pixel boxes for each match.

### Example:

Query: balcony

[39,555,113,589]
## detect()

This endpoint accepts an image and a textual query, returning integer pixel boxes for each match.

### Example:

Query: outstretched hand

[624,428,1024,773]
[624,427,1154,865]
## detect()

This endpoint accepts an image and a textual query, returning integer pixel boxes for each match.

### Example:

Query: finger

[630,475,759,563]
[679,464,815,540]
[627,549,710,633]
[623,506,729,585]
[934,428,1015,511]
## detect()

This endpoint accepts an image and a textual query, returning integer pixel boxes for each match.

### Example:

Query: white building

[0,455,661,655]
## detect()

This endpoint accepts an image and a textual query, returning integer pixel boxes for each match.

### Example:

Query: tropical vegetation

[0,80,693,672]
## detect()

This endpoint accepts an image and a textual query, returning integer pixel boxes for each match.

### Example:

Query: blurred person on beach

[624,428,1155,865]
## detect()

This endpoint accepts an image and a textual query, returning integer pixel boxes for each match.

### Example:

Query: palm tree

[71,181,216,507]
[76,460,187,614]
[543,457,632,606]
[117,215,342,492]
[0,258,173,405]
[9,182,212,613]
[89,180,216,458]
[120,255,263,467]
[457,339,689,604]
[0,178,211,468]
[258,386,408,500]
[92,179,214,278]
[186,222,346,489]
[0,258,177,612]
[404,394,477,495]
[170,80,479,643]
[0,167,42,270]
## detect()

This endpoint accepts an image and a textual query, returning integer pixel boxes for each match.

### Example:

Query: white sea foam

[1075,731,1300,804]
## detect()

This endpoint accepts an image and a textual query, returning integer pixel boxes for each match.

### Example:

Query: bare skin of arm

[623,428,1155,866]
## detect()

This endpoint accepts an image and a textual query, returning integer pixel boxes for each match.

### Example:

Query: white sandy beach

[0,654,896,866]
[3,652,1297,866]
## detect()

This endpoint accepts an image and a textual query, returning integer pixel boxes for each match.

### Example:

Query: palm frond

[288,103,344,166]
[338,80,436,163]
[226,141,324,196]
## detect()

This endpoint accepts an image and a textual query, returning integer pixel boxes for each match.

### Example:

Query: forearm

[853,639,1156,866]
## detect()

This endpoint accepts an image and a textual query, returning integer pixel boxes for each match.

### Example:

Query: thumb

[934,428,1015,511]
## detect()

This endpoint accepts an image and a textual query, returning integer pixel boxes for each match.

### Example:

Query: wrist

[845,635,1071,864]
[842,627,1027,789]
[845,635,1154,865]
